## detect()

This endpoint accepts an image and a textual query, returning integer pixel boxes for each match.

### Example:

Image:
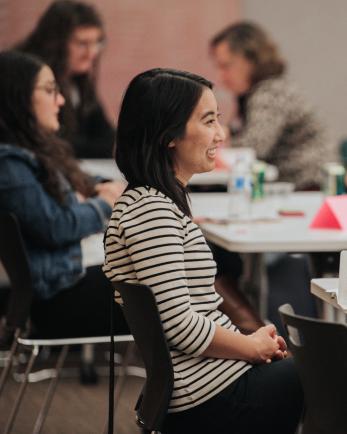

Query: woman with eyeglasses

[17,0,114,159]
[0,50,128,339]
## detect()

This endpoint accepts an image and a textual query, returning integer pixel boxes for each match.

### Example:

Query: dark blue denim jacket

[0,144,112,299]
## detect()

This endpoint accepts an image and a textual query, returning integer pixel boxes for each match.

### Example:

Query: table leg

[336,309,346,324]
[241,253,268,321]
[322,301,337,322]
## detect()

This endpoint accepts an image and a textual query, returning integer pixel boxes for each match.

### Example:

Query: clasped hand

[249,324,288,364]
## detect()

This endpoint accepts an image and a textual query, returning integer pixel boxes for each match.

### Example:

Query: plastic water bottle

[228,158,251,220]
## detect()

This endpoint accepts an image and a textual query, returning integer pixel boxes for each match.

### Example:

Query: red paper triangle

[326,196,347,230]
[310,200,343,229]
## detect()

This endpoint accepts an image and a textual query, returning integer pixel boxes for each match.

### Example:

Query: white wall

[243,0,347,144]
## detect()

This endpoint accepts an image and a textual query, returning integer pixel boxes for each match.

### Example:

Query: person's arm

[202,323,287,363]
[107,195,217,357]
[0,158,112,248]
[231,83,288,159]
[110,195,286,363]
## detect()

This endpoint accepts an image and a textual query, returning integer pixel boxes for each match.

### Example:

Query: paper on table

[194,200,279,224]
[81,233,104,268]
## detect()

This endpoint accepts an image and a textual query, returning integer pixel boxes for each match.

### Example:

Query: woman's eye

[206,119,215,125]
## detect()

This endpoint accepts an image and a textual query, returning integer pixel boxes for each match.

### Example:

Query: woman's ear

[168,141,175,148]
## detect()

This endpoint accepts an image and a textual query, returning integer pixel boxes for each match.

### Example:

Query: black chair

[113,281,174,434]
[0,213,134,434]
[279,303,347,434]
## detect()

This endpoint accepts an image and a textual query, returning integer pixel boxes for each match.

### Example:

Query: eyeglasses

[35,83,61,100]
[70,37,105,52]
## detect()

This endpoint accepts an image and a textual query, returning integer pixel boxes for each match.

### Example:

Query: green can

[323,163,346,195]
[252,161,265,199]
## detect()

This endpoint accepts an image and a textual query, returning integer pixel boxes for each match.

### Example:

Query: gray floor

[0,344,144,434]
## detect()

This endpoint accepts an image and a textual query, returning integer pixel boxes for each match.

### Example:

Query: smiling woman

[168,87,225,185]
[103,68,303,434]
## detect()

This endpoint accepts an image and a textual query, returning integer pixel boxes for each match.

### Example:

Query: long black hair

[116,68,212,216]
[0,50,94,203]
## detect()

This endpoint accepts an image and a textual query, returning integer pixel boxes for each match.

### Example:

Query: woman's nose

[56,92,65,107]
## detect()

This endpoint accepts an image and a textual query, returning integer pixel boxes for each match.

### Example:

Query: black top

[60,101,115,159]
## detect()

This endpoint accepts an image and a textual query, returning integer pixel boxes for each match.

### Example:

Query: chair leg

[80,343,98,384]
[102,342,139,434]
[31,345,69,434]
[3,344,39,434]
[0,331,20,397]
[114,341,134,410]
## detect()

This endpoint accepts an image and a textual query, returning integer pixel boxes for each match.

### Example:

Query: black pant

[30,266,129,338]
[162,358,303,434]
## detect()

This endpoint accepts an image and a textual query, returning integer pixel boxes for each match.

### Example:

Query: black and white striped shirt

[103,186,252,412]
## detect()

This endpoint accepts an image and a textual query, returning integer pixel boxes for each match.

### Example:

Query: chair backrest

[112,281,174,432]
[0,213,33,331]
[279,303,347,434]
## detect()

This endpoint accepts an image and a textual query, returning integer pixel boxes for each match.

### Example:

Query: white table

[191,192,347,253]
[82,191,347,318]
[311,278,347,322]
[80,159,124,181]
[190,191,347,318]
[79,158,231,186]
[80,158,278,187]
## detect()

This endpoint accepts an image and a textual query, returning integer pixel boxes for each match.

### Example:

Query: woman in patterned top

[103,68,303,434]
[211,21,336,190]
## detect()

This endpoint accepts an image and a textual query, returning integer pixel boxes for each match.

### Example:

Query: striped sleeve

[118,196,216,357]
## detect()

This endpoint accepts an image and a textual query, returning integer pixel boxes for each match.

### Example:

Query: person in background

[210,21,336,190]
[0,50,127,338]
[17,0,114,159]
[104,68,303,434]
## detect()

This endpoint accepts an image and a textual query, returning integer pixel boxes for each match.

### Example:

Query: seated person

[210,21,333,328]
[17,0,115,159]
[103,68,303,434]
[210,21,337,190]
[0,50,127,338]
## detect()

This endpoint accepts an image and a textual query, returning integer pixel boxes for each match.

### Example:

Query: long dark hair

[116,68,212,216]
[16,0,105,143]
[210,21,286,86]
[0,50,94,203]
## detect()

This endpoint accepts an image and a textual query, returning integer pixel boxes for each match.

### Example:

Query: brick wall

[1,0,239,122]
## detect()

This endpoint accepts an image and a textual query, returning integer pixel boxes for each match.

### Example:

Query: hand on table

[95,181,126,207]
[76,191,86,203]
